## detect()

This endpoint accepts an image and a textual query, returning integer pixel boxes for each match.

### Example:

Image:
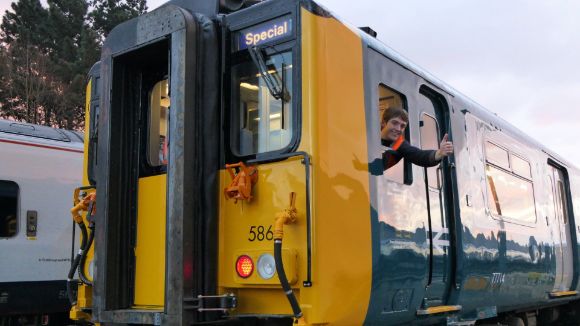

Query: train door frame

[94,7,220,324]
[417,85,455,307]
[363,45,462,323]
[547,159,579,293]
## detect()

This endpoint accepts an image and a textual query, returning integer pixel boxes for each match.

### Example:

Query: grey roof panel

[0,119,83,143]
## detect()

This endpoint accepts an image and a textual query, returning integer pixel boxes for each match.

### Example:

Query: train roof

[0,119,84,149]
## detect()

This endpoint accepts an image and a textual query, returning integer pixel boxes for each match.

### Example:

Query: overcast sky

[1,0,578,165]
[304,0,580,166]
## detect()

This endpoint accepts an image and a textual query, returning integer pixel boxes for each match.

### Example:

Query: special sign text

[236,16,293,50]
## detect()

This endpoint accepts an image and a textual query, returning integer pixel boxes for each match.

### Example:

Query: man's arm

[397,140,439,167]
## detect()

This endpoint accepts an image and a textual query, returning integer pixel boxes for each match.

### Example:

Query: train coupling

[186,293,237,312]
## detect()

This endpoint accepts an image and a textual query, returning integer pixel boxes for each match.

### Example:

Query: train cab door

[417,88,453,307]
[95,8,221,323]
[547,163,574,292]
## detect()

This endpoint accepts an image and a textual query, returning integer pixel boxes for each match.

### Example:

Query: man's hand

[435,133,454,161]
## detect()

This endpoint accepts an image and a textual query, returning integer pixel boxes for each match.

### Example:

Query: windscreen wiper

[248,45,289,101]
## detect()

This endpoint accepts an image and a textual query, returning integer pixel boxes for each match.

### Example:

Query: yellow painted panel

[134,174,166,307]
[218,7,372,325]
[299,7,372,325]
[71,79,95,321]
[82,79,92,186]
[218,157,307,315]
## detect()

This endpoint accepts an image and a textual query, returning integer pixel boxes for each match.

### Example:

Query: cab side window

[378,84,410,184]
[0,180,19,238]
[420,113,440,189]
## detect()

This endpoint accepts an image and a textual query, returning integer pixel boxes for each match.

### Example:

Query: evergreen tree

[0,0,146,129]
[89,0,147,40]
[1,0,49,49]
[45,0,97,128]
[0,0,52,124]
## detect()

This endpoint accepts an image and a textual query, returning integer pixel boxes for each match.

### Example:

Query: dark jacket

[382,139,440,170]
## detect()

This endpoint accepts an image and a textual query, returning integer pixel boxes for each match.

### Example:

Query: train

[68,0,580,325]
[0,119,83,325]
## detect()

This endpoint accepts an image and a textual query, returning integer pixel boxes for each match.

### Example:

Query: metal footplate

[417,305,462,316]
[549,290,578,299]
[187,294,238,312]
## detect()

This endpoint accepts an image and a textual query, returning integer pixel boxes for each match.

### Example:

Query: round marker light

[236,255,254,278]
[257,253,276,280]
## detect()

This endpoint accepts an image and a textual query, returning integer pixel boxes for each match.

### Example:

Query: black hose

[78,222,88,250]
[274,239,302,318]
[78,223,94,286]
[67,252,81,305]
[66,222,88,305]
[79,200,95,286]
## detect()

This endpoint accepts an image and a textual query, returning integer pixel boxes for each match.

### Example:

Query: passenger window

[231,51,293,156]
[485,165,536,223]
[0,180,19,238]
[148,79,170,167]
[511,155,532,179]
[485,142,509,169]
[484,141,536,224]
[378,84,409,184]
[420,113,440,189]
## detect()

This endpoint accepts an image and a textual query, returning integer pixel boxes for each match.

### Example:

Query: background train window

[485,142,509,169]
[231,51,293,156]
[148,79,169,166]
[0,180,19,238]
[484,142,537,224]
[378,84,409,184]
[420,113,440,188]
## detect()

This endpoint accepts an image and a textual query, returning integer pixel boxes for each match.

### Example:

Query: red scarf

[386,135,404,169]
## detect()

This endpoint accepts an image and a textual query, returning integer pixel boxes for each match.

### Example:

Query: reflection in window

[485,142,509,169]
[511,155,531,179]
[378,84,407,184]
[557,181,568,224]
[148,79,169,167]
[420,113,440,189]
[486,165,536,223]
[0,180,18,238]
[232,51,292,156]
[546,175,556,221]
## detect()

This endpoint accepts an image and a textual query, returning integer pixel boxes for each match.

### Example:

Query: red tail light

[236,255,254,278]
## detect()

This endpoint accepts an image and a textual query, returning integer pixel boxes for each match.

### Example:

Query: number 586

[248,225,274,241]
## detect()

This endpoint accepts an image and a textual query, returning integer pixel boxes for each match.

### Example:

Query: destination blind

[235,16,293,51]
